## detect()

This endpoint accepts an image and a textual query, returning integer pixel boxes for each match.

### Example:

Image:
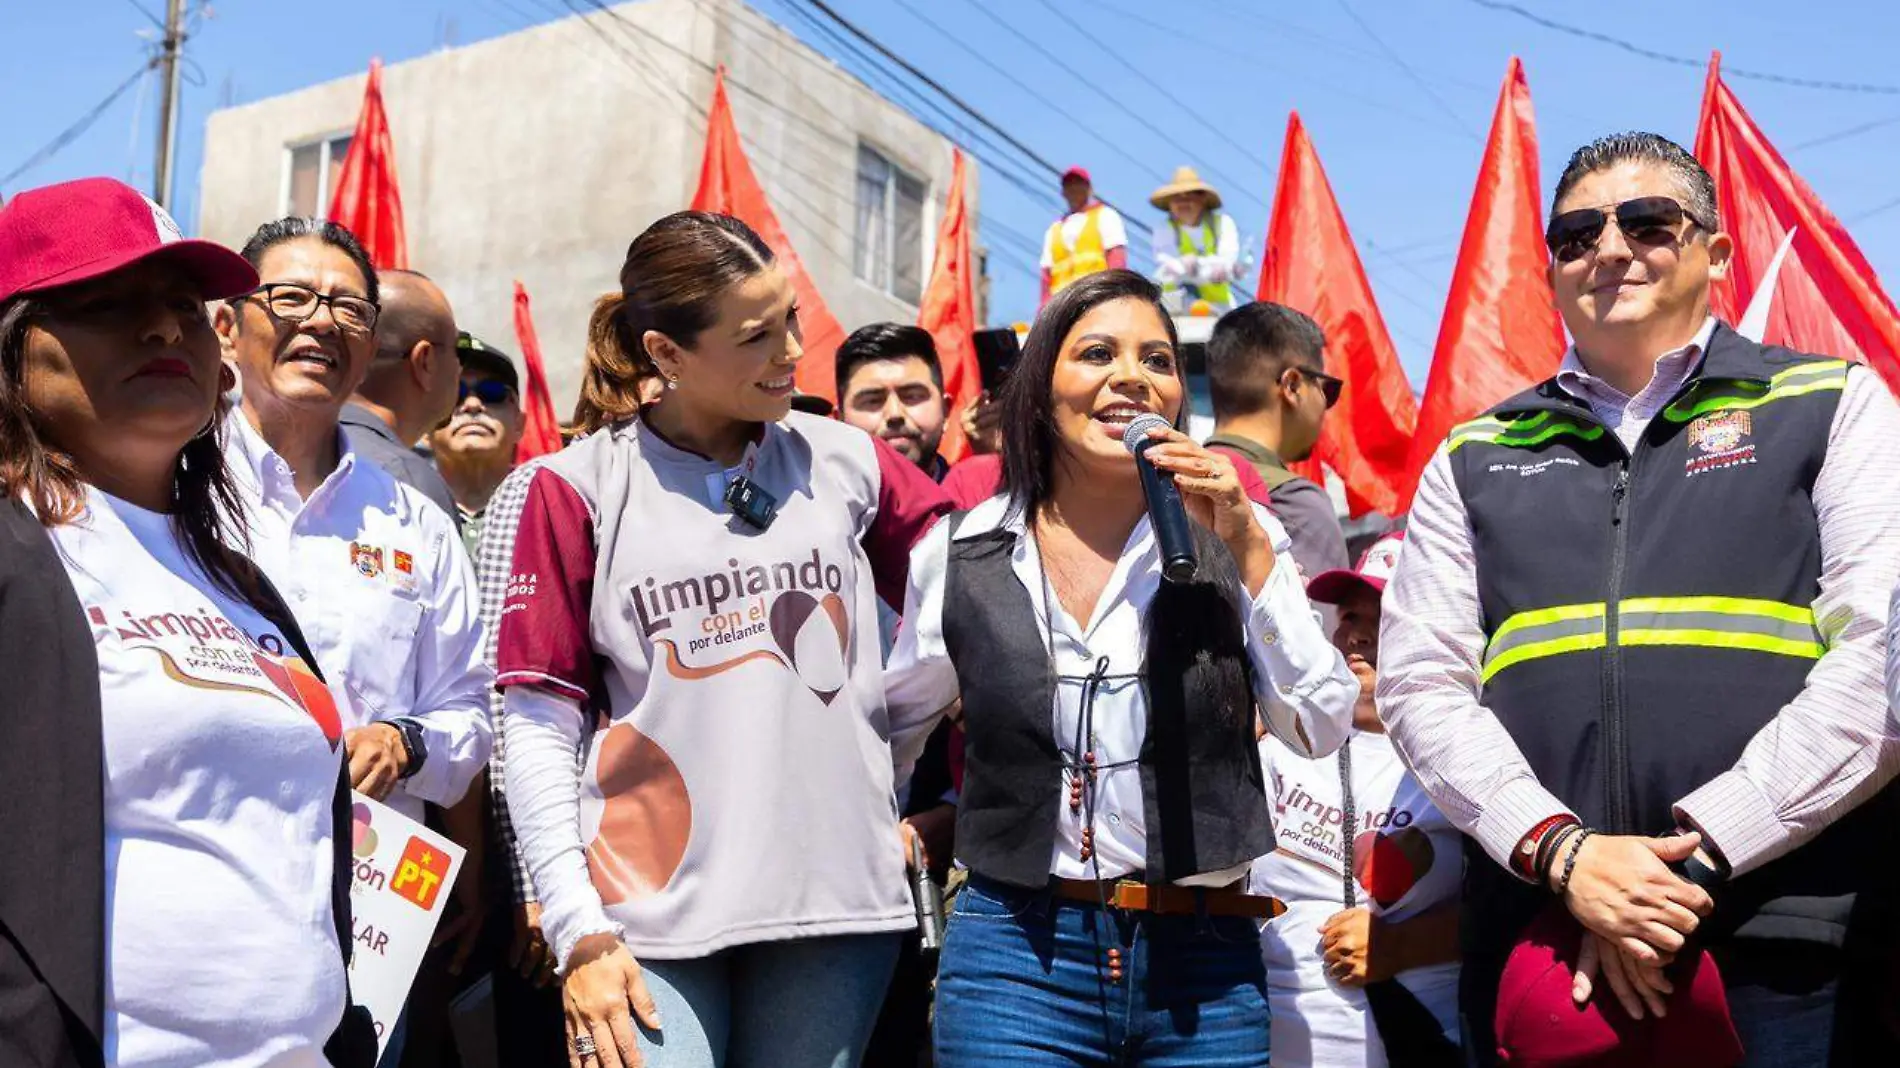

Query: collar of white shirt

[1554,315,1719,411]
[224,405,362,507]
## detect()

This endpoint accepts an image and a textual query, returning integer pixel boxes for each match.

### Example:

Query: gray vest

[941,516,1273,888]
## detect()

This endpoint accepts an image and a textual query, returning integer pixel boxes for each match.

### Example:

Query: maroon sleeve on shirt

[1210,444,1277,512]
[940,453,1003,511]
[864,435,954,612]
[496,468,601,702]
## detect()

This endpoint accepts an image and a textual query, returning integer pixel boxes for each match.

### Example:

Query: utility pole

[153,0,186,210]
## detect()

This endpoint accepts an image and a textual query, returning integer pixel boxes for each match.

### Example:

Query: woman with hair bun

[498,211,952,1068]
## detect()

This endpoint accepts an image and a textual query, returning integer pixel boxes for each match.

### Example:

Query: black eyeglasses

[1545,196,1711,264]
[235,283,380,335]
[459,379,517,406]
[1293,364,1343,409]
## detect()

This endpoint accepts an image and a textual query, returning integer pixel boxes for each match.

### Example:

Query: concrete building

[198,0,975,412]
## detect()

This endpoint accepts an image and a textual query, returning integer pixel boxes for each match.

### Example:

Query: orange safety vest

[1045,205,1110,293]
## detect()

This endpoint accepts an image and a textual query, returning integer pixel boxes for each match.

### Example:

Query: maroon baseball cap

[1307,531,1403,604]
[0,177,258,304]
[1495,905,1742,1067]
[1061,166,1092,185]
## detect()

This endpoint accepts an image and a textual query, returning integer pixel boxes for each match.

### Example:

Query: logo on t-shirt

[633,549,853,705]
[87,602,344,749]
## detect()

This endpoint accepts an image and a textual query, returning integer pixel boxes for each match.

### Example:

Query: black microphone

[1122,412,1199,583]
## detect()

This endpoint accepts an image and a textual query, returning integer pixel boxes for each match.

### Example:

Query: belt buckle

[1110,878,1146,911]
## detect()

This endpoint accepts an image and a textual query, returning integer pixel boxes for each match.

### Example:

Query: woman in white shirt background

[885,269,1357,1067]
[0,177,372,1068]
[1253,532,1463,1067]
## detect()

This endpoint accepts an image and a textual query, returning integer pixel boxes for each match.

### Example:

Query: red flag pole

[327,58,408,270]
[1694,52,1900,393]
[917,149,979,463]
[1400,57,1565,510]
[691,66,847,404]
[512,281,562,462]
[1258,112,1418,517]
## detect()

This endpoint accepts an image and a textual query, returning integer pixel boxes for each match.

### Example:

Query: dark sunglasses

[1545,196,1710,263]
[459,379,517,405]
[1292,364,1343,409]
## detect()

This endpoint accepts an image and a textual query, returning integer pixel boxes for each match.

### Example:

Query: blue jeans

[935,875,1271,1067]
[631,932,903,1068]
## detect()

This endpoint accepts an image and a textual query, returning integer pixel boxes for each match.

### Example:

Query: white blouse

[886,494,1357,882]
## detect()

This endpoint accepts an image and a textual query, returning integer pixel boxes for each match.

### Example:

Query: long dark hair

[584,212,775,424]
[994,270,1252,752]
[998,269,1183,521]
[0,295,256,602]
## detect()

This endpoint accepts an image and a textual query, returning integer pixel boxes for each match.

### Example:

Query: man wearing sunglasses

[432,332,526,559]
[339,268,463,522]
[1204,301,1351,610]
[1379,132,1900,1065]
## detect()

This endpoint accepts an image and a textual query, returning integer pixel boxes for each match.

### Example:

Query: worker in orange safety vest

[1040,166,1129,305]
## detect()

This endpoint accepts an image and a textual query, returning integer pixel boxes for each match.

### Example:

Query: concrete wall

[198,0,973,413]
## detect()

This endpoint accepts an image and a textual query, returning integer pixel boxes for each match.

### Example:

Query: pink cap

[1495,905,1742,1067]
[0,177,257,304]
[1060,166,1092,185]
[1307,530,1403,604]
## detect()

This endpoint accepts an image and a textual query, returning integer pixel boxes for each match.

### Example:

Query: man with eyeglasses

[339,268,463,521]
[1379,132,1900,1065]
[1204,301,1350,603]
[215,216,494,1062]
[431,333,525,558]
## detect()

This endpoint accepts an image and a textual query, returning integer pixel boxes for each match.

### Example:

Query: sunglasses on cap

[459,379,517,405]
[1545,196,1711,264]
[1291,364,1343,409]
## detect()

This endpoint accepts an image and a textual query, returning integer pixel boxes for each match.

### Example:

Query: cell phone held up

[973,327,1021,394]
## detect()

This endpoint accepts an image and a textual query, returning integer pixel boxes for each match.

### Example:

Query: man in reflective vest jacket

[1039,166,1127,305]
[1379,132,1900,1065]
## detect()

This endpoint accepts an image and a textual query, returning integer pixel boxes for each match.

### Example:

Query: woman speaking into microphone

[885,269,1357,1066]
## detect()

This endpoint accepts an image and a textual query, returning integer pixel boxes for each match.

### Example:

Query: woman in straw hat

[1151,165,1243,315]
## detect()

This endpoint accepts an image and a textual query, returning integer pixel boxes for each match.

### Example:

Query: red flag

[1695,52,1900,393]
[917,150,979,464]
[691,66,846,404]
[512,281,562,463]
[327,59,408,271]
[1258,112,1417,517]
[1401,58,1565,509]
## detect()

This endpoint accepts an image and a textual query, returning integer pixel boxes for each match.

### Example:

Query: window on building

[284,134,354,217]
[854,144,927,305]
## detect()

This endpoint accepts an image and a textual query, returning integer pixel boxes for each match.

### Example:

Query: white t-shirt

[51,488,348,1068]
[1250,731,1462,1068]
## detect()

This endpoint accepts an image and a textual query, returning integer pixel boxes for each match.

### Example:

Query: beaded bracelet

[1538,822,1585,887]
[1557,829,1597,898]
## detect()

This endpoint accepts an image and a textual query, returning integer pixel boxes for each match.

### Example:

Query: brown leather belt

[1048,876,1286,920]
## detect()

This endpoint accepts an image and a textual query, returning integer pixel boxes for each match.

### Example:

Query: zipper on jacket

[1602,459,1634,834]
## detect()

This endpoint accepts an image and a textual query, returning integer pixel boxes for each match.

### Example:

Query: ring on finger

[573,1033,599,1057]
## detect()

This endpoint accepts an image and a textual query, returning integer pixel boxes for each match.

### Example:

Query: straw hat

[1149,166,1222,211]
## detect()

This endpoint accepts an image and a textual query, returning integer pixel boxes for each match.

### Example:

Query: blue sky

[7,0,1899,383]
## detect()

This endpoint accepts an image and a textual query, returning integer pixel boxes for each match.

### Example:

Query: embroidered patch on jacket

[1685,411,1756,477]
[350,541,385,578]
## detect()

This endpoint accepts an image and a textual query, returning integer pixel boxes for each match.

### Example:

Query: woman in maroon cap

[0,178,373,1068]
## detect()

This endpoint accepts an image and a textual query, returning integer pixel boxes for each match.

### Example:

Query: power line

[888,0,1264,218]
[1790,113,1900,152]
[1087,0,1472,138]
[1005,0,1275,177]
[792,0,1154,239]
[3,63,153,189]
[1467,0,1900,96]
[1331,0,1480,140]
